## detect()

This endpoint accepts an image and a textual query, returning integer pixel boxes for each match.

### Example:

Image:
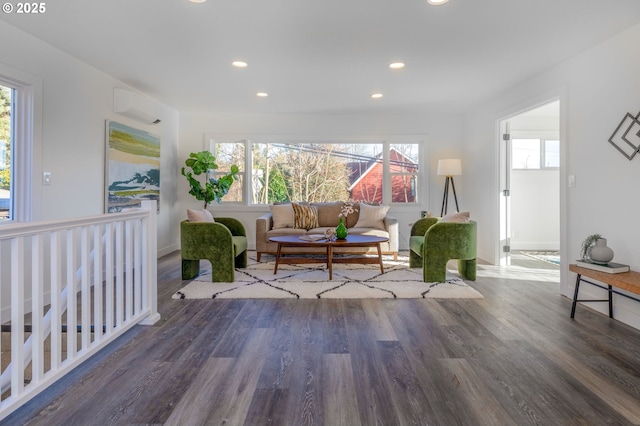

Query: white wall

[178,112,464,250]
[463,22,640,329]
[0,21,181,256]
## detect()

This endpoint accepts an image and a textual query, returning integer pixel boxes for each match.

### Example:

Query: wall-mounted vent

[113,88,161,125]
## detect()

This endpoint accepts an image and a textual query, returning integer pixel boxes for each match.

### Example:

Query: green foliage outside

[252,144,351,204]
[0,85,10,190]
[181,151,239,208]
[266,167,289,203]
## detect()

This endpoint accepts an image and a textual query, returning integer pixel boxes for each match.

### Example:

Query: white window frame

[203,134,426,208]
[0,63,42,223]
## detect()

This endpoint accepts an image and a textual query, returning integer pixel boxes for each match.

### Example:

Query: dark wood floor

[5,251,640,425]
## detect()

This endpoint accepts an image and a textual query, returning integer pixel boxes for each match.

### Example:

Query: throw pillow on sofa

[312,201,343,227]
[354,203,389,230]
[292,202,319,230]
[270,203,295,228]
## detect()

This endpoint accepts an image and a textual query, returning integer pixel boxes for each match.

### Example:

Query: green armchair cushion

[181,217,248,282]
[409,217,477,283]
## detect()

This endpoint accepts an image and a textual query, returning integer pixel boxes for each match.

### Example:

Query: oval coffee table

[268,234,389,280]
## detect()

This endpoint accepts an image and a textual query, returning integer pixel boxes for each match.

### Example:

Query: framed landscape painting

[105,120,160,213]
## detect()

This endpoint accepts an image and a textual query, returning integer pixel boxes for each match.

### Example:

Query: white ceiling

[2,0,640,115]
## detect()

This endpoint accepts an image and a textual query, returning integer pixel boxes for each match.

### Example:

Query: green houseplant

[181,151,239,208]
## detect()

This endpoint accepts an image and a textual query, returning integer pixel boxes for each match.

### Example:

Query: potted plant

[580,233,602,260]
[181,151,239,208]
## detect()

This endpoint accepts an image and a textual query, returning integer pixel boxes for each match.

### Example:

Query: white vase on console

[589,238,614,264]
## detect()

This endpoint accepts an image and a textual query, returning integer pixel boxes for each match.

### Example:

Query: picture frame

[105,120,160,213]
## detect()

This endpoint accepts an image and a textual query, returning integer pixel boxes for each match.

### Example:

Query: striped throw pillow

[292,203,319,230]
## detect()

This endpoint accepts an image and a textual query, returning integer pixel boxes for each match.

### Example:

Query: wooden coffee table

[269,235,389,280]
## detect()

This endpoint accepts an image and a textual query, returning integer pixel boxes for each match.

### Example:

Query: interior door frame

[494,93,568,293]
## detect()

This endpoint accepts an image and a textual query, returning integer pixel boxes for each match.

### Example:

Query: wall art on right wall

[609,110,640,160]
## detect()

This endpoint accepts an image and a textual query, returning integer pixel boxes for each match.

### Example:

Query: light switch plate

[43,171,51,185]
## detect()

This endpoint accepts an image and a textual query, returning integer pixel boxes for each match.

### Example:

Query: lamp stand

[440,176,459,216]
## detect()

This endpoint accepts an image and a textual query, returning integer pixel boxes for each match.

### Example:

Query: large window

[0,84,12,220]
[209,138,422,205]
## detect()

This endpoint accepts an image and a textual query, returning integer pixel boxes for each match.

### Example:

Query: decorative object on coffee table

[324,227,336,241]
[335,217,348,239]
[335,202,357,240]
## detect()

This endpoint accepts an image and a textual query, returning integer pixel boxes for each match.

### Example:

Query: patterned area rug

[173,253,483,300]
[521,250,560,265]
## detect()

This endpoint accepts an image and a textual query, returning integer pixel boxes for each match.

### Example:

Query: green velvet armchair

[409,217,477,283]
[181,218,248,282]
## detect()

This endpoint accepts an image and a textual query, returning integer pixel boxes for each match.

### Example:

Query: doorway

[499,100,560,268]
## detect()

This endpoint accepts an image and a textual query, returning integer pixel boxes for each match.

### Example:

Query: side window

[0,83,12,220]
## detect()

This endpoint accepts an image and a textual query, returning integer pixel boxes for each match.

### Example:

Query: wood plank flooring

[4,251,640,425]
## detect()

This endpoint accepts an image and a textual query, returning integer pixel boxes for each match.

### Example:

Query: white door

[498,100,561,267]
[498,120,511,266]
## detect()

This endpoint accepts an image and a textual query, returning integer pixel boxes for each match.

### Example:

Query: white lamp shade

[437,159,462,176]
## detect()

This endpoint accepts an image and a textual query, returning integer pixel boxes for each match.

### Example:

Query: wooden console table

[569,264,640,319]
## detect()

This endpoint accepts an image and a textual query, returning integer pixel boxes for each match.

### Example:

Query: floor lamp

[437,159,462,216]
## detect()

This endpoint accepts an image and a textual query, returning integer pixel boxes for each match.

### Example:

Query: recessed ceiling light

[389,62,405,69]
[232,61,248,68]
[256,92,269,97]
[427,0,449,4]
[189,0,207,3]
[371,93,383,99]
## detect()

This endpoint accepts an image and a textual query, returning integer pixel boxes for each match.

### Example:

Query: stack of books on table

[576,259,630,274]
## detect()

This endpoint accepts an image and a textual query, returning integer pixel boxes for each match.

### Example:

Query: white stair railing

[0,200,159,421]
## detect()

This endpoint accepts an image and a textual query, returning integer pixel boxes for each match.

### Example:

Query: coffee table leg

[274,243,282,275]
[327,245,333,280]
[376,243,384,274]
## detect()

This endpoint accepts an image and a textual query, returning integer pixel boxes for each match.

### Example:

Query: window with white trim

[0,83,12,220]
[208,138,422,205]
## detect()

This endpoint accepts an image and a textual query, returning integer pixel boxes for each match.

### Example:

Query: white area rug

[173,253,483,300]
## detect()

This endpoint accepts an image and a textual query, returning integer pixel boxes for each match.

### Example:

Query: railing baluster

[115,221,123,327]
[10,237,25,397]
[50,231,61,370]
[93,224,103,343]
[125,220,133,321]
[66,229,76,358]
[134,219,142,315]
[104,223,114,337]
[31,234,44,382]
[80,227,90,350]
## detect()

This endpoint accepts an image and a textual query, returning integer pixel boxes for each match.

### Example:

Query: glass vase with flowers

[336,202,358,240]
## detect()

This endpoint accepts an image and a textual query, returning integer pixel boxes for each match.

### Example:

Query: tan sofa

[256,201,399,261]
